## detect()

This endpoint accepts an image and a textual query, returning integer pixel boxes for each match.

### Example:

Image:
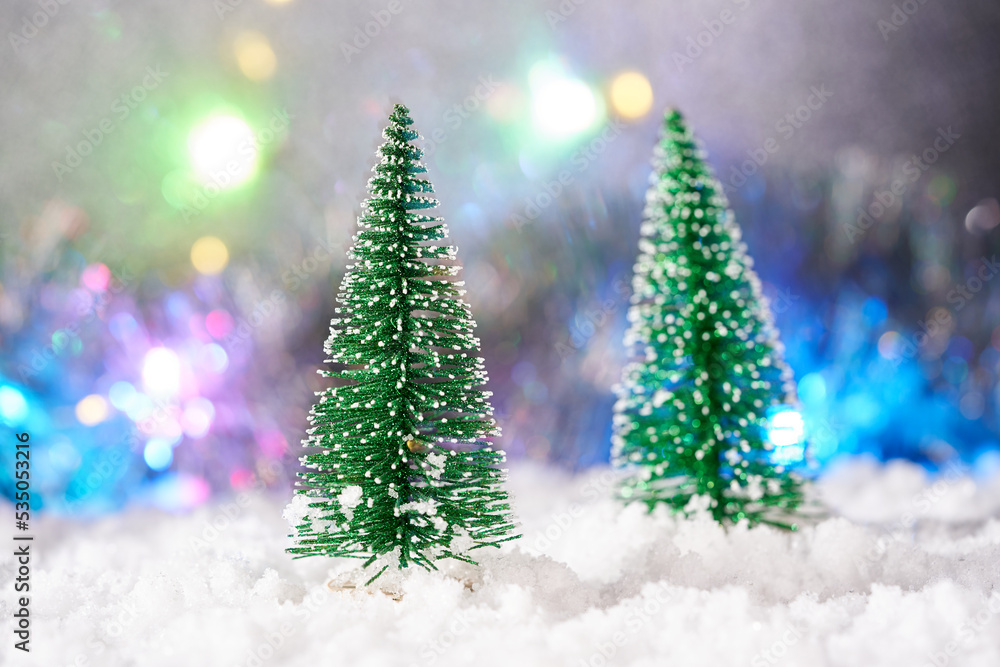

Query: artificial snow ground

[4,458,1000,667]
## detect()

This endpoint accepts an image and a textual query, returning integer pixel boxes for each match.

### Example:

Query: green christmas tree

[612,109,803,528]
[287,104,517,581]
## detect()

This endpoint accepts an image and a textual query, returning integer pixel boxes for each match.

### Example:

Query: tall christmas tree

[612,109,803,528]
[287,104,517,581]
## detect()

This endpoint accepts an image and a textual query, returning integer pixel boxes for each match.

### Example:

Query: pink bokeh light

[257,429,288,458]
[81,263,111,292]
[205,310,235,339]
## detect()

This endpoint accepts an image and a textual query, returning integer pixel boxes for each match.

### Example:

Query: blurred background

[2,0,1000,514]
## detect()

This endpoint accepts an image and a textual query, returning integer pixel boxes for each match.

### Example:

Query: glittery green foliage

[612,109,803,529]
[287,105,517,579]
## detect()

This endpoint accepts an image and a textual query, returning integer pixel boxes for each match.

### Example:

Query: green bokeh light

[160,169,203,209]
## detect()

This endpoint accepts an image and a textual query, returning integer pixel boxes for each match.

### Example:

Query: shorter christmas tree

[612,109,803,528]
[287,104,517,582]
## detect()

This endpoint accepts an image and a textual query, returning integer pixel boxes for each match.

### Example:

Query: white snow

[3,456,1000,667]
[337,485,364,516]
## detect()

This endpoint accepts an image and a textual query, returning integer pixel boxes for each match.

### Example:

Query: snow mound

[2,457,999,666]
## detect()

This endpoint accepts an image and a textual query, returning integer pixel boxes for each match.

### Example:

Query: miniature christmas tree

[287,104,517,581]
[611,109,803,528]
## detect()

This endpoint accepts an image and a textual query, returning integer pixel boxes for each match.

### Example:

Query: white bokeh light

[767,408,806,465]
[188,115,257,188]
[529,64,599,139]
[143,347,181,396]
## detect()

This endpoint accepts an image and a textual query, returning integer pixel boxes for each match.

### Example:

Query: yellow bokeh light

[263,0,293,4]
[191,236,230,275]
[76,394,109,426]
[234,31,277,82]
[609,71,654,120]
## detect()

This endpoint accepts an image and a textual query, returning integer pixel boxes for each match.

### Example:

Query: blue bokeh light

[143,439,174,471]
[0,385,29,426]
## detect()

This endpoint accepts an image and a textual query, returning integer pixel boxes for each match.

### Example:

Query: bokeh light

[529,61,600,139]
[108,381,137,411]
[230,468,256,489]
[205,309,235,338]
[125,393,155,423]
[49,437,82,473]
[878,331,902,359]
[187,115,257,188]
[52,330,83,356]
[258,429,288,458]
[190,236,230,275]
[182,398,215,438]
[146,474,211,511]
[108,313,140,342]
[609,70,654,120]
[198,343,229,374]
[0,386,29,426]
[81,263,111,291]
[797,373,827,406]
[767,407,806,464]
[2,15,997,519]
[960,392,985,420]
[75,394,110,426]
[926,173,957,206]
[965,198,1000,233]
[143,347,181,396]
[143,438,174,471]
[233,31,277,82]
